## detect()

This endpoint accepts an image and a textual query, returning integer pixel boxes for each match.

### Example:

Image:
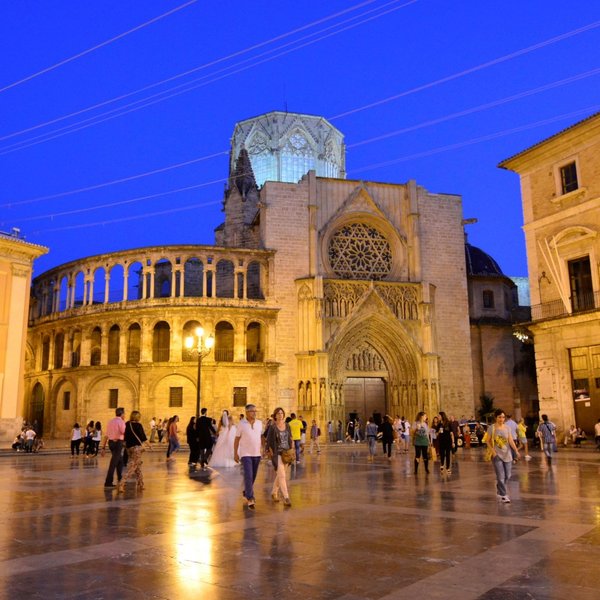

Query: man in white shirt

[234,404,263,509]
[24,427,36,453]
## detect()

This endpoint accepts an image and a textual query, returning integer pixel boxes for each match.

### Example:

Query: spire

[232,147,258,201]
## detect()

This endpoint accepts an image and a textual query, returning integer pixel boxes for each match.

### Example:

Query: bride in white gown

[209,410,237,467]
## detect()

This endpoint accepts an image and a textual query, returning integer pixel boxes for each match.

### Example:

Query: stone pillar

[123,267,129,301]
[100,325,109,366]
[104,271,110,304]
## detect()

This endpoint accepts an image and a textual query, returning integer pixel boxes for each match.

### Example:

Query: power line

[23,106,600,236]
[351,105,600,174]
[329,19,600,121]
[0,0,198,94]
[347,67,600,149]
[0,0,417,156]
[5,64,597,211]
[0,0,390,144]
[1,150,228,208]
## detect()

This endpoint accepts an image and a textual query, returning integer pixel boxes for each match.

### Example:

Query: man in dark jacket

[196,408,216,469]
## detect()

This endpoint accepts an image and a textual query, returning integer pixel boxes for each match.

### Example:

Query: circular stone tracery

[328,223,392,280]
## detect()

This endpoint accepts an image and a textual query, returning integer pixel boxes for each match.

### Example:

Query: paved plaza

[2,443,600,599]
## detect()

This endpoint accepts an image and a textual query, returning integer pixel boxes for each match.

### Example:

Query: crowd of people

[12,401,587,508]
[11,422,43,452]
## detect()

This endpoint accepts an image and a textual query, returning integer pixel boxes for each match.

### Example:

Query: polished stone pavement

[2,443,600,599]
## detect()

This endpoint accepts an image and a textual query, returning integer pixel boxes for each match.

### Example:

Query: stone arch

[181,320,202,362]
[58,275,69,312]
[73,271,85,307]
[53,330,65,369]
[91,267,106,304]
[90,326,102,366]
[127,261,144,300]
[109,264,125,302]
[247,261,263,299]
[85,374,138,425]
[107,324,120,364]
[51,375,79,437]
[328,310,421,418]
[246,321,264,362]
[153,321,170,362]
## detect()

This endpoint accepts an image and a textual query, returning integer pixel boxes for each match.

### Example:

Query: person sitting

[574,428,587,447]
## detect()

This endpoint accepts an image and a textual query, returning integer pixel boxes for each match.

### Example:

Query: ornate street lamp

[184,327,214,418]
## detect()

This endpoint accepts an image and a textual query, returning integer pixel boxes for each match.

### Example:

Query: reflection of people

[209,410,237,467]
[595,419,600,450]
[234,404,263,509]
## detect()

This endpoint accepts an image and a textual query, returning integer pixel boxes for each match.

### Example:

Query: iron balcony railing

[531,291,600,321]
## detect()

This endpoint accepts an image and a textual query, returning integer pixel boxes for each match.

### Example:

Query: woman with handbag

[119,411,152,492]
[487,409,520,503]
[266,407,293,507]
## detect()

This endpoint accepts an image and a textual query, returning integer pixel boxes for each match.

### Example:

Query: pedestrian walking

[186,416,198,466]
[434,412,454,474]
[70,423,82,456]
[166,415,180,461]
[197,408,216,469]
[101,407,126,488]
[365,417,378,461]
[537,414,557,465]
[486,409,520,503]
[288,413,303,463]
[119,410,152,492]
[266,407,293,506]
[379,415,395,461]
[309,419,321,454]
[413,411,430,474]
[234,404,263,509]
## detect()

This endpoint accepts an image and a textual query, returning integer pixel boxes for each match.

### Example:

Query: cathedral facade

[25,111,476,438]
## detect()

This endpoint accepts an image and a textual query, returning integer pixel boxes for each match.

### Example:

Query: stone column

[104,271,110,304]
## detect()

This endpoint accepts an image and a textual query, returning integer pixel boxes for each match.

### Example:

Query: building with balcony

[499,111,600,434]
[25,111,479,439]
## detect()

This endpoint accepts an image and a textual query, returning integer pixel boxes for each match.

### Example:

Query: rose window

[328,223,392,280]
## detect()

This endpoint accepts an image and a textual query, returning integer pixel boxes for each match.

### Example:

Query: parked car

[461,421,488,446]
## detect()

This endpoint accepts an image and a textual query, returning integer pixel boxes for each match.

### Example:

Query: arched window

[127,262,144,300]
[90,327,102,365]
[53,332,64,369]
[73,271,85,308]
[182,320,202,361]
[246,322,263,362]
[71,330,81,367]
[214,321,234,362]
[58,276,69,311]
[41,336,50,370]
[184,258,203,297]
[92,268,106,304]
[483,290,495,309]
[247,261,263,299]
[108,324,120,364]
[216,259,234,298]
[127,323,141,364]
[153,321,170,362]
[109,264,125,302]
[154,259,172,298]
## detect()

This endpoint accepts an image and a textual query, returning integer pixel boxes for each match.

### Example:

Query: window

[63,391,71,411]
[153,321,170,362]
[233,387,247,407]
[169,387,183,408]
[109,389,118,409]
[108,325,120,364]
[568,257,594,312]
[560,161,578,194]
[214,321,234,362]
[127,323,141,364]
[482,290,495,308]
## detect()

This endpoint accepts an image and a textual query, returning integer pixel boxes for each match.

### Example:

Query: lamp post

[184,327,214,418]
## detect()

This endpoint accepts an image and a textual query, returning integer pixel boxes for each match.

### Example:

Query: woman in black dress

[434,411,455,474]
[186,416,198,466]
[379,415,395,461]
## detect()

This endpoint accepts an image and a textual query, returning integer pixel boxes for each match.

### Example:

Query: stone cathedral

[25,111,481,438]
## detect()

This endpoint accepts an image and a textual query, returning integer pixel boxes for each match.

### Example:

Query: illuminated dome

[230,111,346,186]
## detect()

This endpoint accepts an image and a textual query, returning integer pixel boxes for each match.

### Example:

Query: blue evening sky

[1,0,599,276]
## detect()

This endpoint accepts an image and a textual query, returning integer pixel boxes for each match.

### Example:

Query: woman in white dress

[209,411,237,467]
